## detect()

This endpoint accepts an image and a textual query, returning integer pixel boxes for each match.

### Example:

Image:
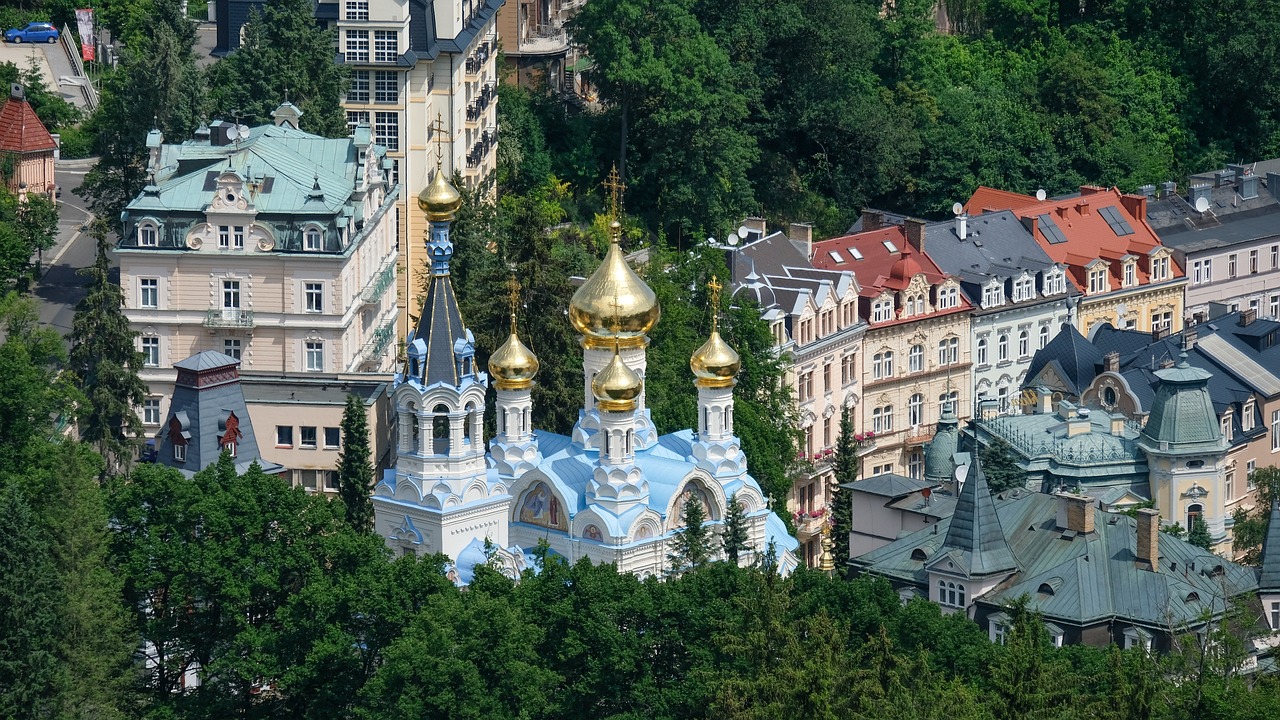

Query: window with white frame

[1151,255,1170,282]
[305,282,324,313]
[222,280,241,309]
[1272,294,1280,319]
[937,285,959,309]
[1244,400,1255,431]
[141,337,159,367]
[142,398,161,425]
[872,351,894,379]
[300,426,318,448]
[1088,266,1108,294]
[218,225,230,249]
[305,341,324,372]
[938,580,966,608]
[1123,261,1136,287]
[345,30,369,62]
[1192,258,1212,285]
[224,339,241,360]
[938,337,958,365]
[346,110,370,134]
[174,443,185,462]
[1152,311,1173,332]
[983,282,1004,308]
[348,70,369,103]
[233,226,244,249]
[997,333,1009,362]
[1249,460,1258,488]
[1250,249,1259,274]
[374,111,399,151]
[374,30,398,62]
[1039,325,1050,348]
[277,426,293,446]
[998,385,1010,413]
[841,353,856,385]
[909,344,924,373]
[872,405,894,434]
[991,620,1010,644]
[137,222,158,247]
[344,0,368,19]
[139,278,158,308]
[872,298,894,322]
[324,427,341,448]
[908,450,923,479]
[1045,269,1066,295]
[305,227,322,251]
[374,71,398,103]
[1018,330,1030,359]
[1013,275,1034,302]
[1221,414,1232,441]
[1273,244,1279,270]
[976,337,988,365]
[939,391,958,418]
[908,393,924,427]
[1273,409,1280,451]
[1229,253,1238,278]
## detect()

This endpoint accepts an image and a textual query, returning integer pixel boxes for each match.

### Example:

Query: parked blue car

[5,22,59,44]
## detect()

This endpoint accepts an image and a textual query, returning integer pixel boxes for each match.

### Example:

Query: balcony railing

[204,308,255,328]
[361,263,395,305]
[905,428,935,446]
[362,319,396,362]
[794,508,828,538]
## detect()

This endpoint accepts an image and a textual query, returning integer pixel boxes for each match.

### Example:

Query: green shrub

[55,125,94,159]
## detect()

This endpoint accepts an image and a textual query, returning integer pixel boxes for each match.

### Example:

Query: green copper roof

[1260,500,1280,592]
[1138,352,1223,454]
[931,452,1017,577]
[924,405,959,482]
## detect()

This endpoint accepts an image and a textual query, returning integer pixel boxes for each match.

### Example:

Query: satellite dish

[951,202,963,216]
[1036,189,1047,201]
[737,225,750,239]
[225,125,240,142]
[1195,196,1210,213]
[727,232,740,246]
[237,124,250,138]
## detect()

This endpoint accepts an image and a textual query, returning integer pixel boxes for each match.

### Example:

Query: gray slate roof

[921,211,1063,307]
[408,271,470,387]
[848,474,934,499]
[1025,324,1104,396]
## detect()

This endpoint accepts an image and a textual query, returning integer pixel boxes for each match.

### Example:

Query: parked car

[5,22,59,44]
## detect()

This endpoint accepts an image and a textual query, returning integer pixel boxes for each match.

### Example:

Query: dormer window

[1043,269,1065,296]
[1088,265,1109,294]
[872,298,894,323]
[936,285,959,309]
[1244,400,1256,431]
[982,282,1005,308]
[1221,414,1232,441]
[305,227,322,251]
[1151,254,1170,282]
[137,222,158,247]
[173,443,186,462]
[1013,275,1034,302]
[1123,260,1137,288]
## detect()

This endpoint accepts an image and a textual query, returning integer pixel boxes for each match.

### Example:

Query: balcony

[361,263,395,305]
[362,319,396,362]
[905,428,935,446]
[793,508,828,538]
[204,308,255,328]
[517,23,568,55]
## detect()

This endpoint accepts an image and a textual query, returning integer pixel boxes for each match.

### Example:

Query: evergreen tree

[1231,466,1280,564]
[69,221,148,472]
[721,491,750,564]
[0,295,80,468]
[668,492,712,572]
[336,392,374,532]
[0,185,58,288]
[981,437,1027,493]
[829,405,858,569]
[1188,516,1213,551]
[78,0,206,230]
[206,0,349,137]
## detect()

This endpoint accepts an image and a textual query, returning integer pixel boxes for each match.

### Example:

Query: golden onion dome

[569,227,660,349]
[690,330,740,387]
[418,167,462,222]
[592,349,643,412]
[488,326,539,390]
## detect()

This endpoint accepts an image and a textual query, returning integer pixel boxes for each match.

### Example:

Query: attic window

[910,548,928,561]
[1185,592,1200,603]
[829,250,845,263]
[1037,583,1055,596]
[850,247,864,260]
[883,240,899,253]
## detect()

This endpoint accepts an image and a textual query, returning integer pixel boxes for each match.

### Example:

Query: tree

[206,0,349,137]
[1187,516,1213,551]
[78,0,206,231]
[337,392,375,532]
[0,185,58,287]
[981,437,1027,493]
[0,294,80,468]
[1231,466,1280,564]
[0,60,81,131]
[668,492,712,572]
[722,491,750,564]
[829,405,858,569]
[68,220,147,472]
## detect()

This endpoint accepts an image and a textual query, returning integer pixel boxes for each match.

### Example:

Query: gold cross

[602,164,626,220]
[608,294,623,336]
[432,113,447,167]
[707,275,723,332]
[506,272,521,332]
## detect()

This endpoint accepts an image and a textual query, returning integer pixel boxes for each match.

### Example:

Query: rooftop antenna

[727,231,740,246]
[951,201,963,216]
[1036,188,1047,201]
[1194,195,1211,213]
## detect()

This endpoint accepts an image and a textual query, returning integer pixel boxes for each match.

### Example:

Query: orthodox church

[371,169,799,580]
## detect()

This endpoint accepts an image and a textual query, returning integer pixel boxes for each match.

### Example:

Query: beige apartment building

[813,224,973,480]
[118,111,400,483]
[318,0,500,338]
[731,224,870,567]
[497,0,589,98]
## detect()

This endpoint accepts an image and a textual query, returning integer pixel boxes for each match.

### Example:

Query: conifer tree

[69,221,147,472]
[668,492,712,572]
[336,393,375,532]
[829,405,858,569]
[1188,516,1213,551]
[721,492,750,564]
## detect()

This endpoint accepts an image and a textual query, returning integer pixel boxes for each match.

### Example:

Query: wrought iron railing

[362,263,395,304]
[204,309,255,328]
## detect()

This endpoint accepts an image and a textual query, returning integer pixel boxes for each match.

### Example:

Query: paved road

[34,158,99,339]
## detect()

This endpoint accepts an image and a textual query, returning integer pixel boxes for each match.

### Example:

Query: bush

[55,125,94,159]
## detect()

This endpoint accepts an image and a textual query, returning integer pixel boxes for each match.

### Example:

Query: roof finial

[432,113,447,170]
[506,271,521,334]
[707,275,723,333]
[603,163,626,221]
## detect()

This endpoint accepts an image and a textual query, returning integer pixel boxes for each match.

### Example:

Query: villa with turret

[371,168,799,580]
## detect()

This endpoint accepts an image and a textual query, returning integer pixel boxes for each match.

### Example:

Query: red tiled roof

[0,97,56,154]
[964,185,1182,294]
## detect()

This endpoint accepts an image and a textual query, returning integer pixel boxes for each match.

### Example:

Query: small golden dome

[690,330,740,388]
[592,349,642,412]
[569,236,660,349]
[489,327,539,390]
[418,167,461,222]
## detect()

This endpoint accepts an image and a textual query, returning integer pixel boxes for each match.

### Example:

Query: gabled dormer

[1148,247,1173,284]
[1085,259,1111,295]
[1042,265,1067,296]
[981,277,1006,309]
[1011,272,1036,303]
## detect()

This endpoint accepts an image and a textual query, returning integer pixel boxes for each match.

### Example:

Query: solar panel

[1038,214,1069,244]
[1098,206,1135,236]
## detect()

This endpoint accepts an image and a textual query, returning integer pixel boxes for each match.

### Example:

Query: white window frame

[173,443,185,462]
[374,111,399,151]
[908,393,924,427]
[348,70,370,103]
[976,337,988,366]
[344,0,368,20]
[374,70,398,103]
[1018,330,1029,359]
[872,299,894,323]
[997,334,1009,362]
[347,110,371,134]
[305,227,322,251]
[909,344,924,373]
[1123,261,1136,287]
[218,225,230,249]
[305,341,324,372]
[373,30,398,63]
[872,405,894,434]
[139,278,158,308]
[1229,253,1238,278]
[137,222,158,247]
[141,336,160,367]
[223,339,242,360]
[1088,266,1108,294]
[222,280,241,309]
[142,398,161,425]
[304,282,324,313]
[1039,325,1050,349]
[345,29,370,63]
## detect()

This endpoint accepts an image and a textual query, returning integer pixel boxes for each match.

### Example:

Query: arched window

[463,403,475,442]
[1187,503,1203,530]
[410,411,421,452]
[997,334,1009,362]
[305,227,322,251]
[957,584,966,606]
[137,222,158,247]
[938,580,946,601]
[909,344,924,372]
[947,582,957,606]
[432,404,450,454]
[1039,325,1050,349]
[1103,386,1118,407]
[1018,330,1029,358]
[908,393,924,427]
[976,337,988,365]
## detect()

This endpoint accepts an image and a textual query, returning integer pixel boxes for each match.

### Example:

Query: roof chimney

[789,222,813,259]
[1055,492,1096,534]
[1268,173,1280,199]
[1241,174,1259,200]
[904,218,926,251]
[1021,215,1039,236]
[861,209,883,232]
[956,213,968,240]
[1118,193,1146,222]
[1135,508,1159,572]
[1103,351,1120,373]
[1160,181,1177,199]
[1037,387,1054,415]
[1240,308,1257,326]
[1110,413,1126,436]
[1183,328,1197,350]
[743,217,767,242]
[1214,169,1233,188]
[9,83,23,100]
[1189,184,1212,209]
